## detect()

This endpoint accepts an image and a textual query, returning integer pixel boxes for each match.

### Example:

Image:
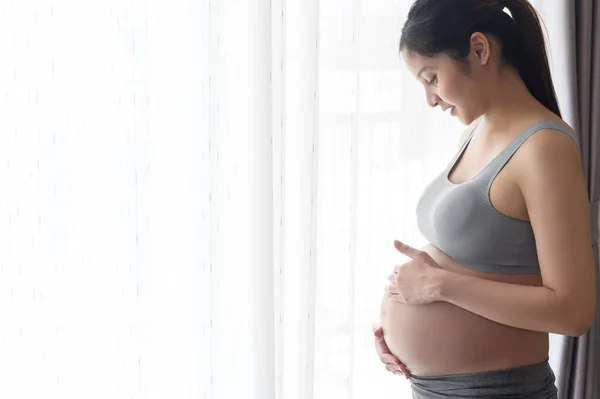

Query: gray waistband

[410,360,557,399]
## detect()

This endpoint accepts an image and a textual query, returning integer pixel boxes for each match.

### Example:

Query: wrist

[431,267,454,302]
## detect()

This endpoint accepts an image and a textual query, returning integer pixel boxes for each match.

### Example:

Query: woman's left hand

[386,240,445,305]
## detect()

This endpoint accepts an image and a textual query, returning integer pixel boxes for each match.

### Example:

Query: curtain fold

[280,0,320,398]
[206,0,279,396]
[249,0,276,396]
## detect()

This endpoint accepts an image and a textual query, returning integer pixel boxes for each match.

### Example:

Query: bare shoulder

[517,120,581,173]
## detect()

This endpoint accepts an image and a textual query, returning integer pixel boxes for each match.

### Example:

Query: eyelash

[429,76,438,85]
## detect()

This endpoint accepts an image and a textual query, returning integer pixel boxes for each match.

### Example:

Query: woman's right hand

[372,324,410,379]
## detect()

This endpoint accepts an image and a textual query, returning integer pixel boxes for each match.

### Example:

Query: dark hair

[399,0,561,117]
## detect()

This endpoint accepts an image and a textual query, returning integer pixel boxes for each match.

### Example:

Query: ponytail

[501,0,561,117]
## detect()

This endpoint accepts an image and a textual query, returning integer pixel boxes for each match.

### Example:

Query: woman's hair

[399,0,561,117]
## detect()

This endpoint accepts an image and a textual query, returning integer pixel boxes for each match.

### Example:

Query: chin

[456,112,475,126]
[459,108,485,126]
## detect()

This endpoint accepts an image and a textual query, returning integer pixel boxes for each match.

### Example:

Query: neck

[479,67,542,134]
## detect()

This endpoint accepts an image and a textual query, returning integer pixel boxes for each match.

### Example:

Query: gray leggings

[410,359,558,398]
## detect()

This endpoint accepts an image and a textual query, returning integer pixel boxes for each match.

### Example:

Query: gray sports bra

[416,120,580,275]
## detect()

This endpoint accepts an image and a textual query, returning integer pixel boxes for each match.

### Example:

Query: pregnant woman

[374,0,597,398]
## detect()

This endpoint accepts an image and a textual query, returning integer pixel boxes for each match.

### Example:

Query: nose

[426,92,441,108]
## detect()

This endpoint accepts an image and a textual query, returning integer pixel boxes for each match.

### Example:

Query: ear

[469,32,491,66]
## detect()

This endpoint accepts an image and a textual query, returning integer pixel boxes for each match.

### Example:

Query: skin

[375,32,596,378]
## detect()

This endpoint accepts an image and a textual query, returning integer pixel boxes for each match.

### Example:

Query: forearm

[435,269,590,336]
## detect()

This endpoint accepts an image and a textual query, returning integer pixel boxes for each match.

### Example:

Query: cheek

[438,76,466,104]
[440,75,480,108]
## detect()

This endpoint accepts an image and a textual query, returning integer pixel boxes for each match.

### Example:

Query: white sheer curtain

[0,1,209,397]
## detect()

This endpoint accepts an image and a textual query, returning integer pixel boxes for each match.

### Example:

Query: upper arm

[517,128,596,328]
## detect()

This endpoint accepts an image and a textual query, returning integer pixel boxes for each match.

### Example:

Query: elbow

[565,321,592,337]
[565,318,592,337]
[557,281,597,337]
[563,303,596,337]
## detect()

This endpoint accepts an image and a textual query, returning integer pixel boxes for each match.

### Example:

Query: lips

[441,105,457,116]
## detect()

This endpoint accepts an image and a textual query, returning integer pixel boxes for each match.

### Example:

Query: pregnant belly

[379,245,548,377]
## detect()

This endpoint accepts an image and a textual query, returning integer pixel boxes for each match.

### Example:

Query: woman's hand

[372,324,410,379]
[386,240,445,305]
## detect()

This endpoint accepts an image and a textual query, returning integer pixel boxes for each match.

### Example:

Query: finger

[387,293,403,303]
[380,354,401,365]
[385,364,402,373]
[394,240,420,259]
[392,369,410,378]
[373,326,384,338]
[385,363,409,377]
[390,363,408,374]
[371,323,380,333]
[395,362,408,373]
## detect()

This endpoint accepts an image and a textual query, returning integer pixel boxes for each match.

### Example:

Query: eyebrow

[416,66,433,79]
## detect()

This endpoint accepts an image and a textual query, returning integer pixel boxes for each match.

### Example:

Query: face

[401,34,492,125]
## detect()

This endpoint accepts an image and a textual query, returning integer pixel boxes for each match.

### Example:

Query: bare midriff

[380,244,548,377]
